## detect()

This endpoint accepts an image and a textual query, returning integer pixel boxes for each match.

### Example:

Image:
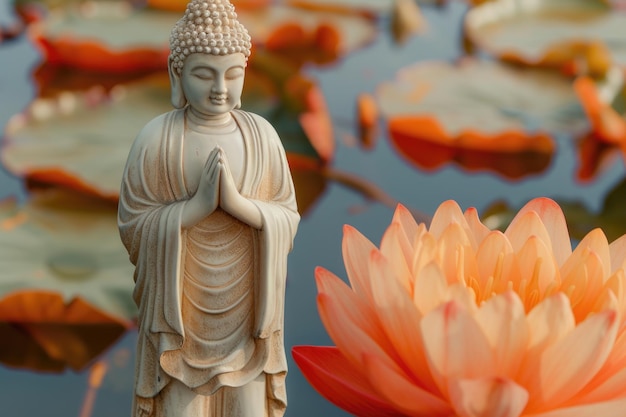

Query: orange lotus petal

[421,300,495,397]
[364,352,452,416]
[475,231,521,299]
[413,262,449,316]
[380,222,412,291]
[368,250,437,392]
[527,397,626,417]
[341,224,377,302]
[475,292,529,377]
[515,236,560,309]
[315,267,397,372]
[608,234,626,273]
[291,346,399,417]
[513,198,573,266]
[429,200,472,242]
[523,294,575,360]
[526,309,618,412]
[437,222,480,287]
[449,377,529,417]
[464,207,491,245]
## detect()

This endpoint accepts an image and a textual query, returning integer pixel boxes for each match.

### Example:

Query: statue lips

[209,94,228,105]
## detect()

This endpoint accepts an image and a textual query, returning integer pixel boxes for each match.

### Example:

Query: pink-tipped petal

[342,224,377,302]
[364,352,452,416]
[464,206,491,246]
[421,300,495,397]
[476,291,529,377]
[368,249,438,393]
[315,267,397,372]
[292,346,399,417]
[449,377,528,417]
[391,203,420,243]
[430,200,477,248]
[562,228,610,282]
[510,198,572,266]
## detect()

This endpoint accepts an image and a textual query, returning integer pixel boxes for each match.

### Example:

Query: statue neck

[185,107,237,135]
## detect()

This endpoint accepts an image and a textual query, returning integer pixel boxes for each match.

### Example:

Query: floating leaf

[3,75,172,199]
[574,68,626,145]
[376,59,582,177]
[28,1,175,72]
[0,297,128,372]
[0,189,136,324]
[465,0,626,76]
[238,4,376,64]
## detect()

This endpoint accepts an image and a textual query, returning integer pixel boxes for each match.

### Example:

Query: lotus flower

[292,198,626,416]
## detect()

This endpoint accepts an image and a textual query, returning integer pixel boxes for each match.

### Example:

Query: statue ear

[168,59,187,109]
[235,98,242,109]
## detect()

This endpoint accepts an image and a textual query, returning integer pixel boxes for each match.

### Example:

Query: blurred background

[0,0,625,415]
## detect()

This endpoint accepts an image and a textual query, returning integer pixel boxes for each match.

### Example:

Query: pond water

[0,1,625,417]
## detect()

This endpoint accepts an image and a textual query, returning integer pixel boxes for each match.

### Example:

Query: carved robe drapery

[118,109,299,417]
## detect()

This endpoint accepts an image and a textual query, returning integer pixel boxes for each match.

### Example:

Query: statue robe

[118,109,299,417]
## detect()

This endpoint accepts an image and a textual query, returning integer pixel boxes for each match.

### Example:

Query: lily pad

[3,65,332,198]
[0,300,128,372]
[238,4,376,63]
[465,0,626,75]
[28,1,175,72]
[574,67,626,145]
[2,75,172,199]
[376,59,582,176]
[0,189,136,325]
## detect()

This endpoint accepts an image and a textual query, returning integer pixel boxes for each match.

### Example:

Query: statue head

[168,0,252,112]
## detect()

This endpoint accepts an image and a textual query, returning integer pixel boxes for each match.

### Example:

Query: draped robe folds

[118,109,299,417]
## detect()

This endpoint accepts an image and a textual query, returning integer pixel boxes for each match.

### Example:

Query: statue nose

[212,79,227,94]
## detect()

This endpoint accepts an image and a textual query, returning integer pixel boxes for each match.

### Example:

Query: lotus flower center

[47,251,98,281]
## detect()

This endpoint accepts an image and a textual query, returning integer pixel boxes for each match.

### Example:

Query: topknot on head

[169,0,252,73]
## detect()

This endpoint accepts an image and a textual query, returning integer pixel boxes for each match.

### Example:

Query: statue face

[180,52,246,117]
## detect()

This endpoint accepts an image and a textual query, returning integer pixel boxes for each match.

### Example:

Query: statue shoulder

[235,110,279,138]
[131,110,182,152]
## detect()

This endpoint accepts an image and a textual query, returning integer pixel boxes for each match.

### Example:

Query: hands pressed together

[183,146,262,229]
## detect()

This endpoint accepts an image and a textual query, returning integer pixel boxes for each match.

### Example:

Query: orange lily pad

[238,4,376,63]
[574,68,626,145]
[28,1,175,72]
[376,59,582,176]
[465,0,626,76]
[0,190,136,325]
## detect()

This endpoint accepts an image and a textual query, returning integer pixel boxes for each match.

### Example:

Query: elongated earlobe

[235,99,242,109]
[169,59,187,109]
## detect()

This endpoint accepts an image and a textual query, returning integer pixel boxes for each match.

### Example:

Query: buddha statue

[117,1,300,416]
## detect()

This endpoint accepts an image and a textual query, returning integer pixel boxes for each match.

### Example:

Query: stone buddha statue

[117,1,300,416]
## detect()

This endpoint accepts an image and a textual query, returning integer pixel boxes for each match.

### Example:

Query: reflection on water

[1,1,625,417]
